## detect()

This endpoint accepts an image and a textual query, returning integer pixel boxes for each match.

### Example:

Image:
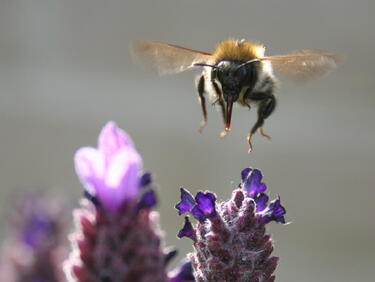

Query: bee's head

[215,60,258,130]
[216,61,242,100]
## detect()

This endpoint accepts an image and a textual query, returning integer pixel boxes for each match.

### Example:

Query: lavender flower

[64,121,193,282]
[176,168,287,282]
[74,121,142,213]
[0,194,68,282]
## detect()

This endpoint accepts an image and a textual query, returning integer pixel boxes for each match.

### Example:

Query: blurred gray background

[0,0,374,281]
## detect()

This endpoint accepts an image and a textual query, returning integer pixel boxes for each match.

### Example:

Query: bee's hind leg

[247,92,276,153]
[196,75,207,132]
[259,127,272,140]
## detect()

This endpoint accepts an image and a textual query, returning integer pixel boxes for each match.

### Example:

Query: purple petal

[177,216,196,241]
[175,188,196,215]
[243,169,267,197]
[195,192,216,214]
[269,198,286,218]
[139,172,152,187]
[75,123,144,213]
[255,193,269,212]
[169,261,195,282]
[191,192,216,222]
[190,205,205,221]
[261,197,286,224]
[74,147,105,196]
[241,167,252,182]
[98,121,134,160]
[138,189,157,210]
[103,147,142,210]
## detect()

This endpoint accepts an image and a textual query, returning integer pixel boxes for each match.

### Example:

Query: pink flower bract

[75,121,142,213]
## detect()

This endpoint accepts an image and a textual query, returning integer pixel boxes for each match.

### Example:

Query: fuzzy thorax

[213,39,265,62]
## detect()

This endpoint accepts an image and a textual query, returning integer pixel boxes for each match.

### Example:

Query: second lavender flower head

[176,168,287,282]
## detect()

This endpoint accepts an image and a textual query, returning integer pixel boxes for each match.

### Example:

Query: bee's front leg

[211,80,226,126]
[246,91,276,153]
[196,75,207,132]
[211,80,229,138]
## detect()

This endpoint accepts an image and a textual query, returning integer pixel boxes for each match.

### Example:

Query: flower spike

[176,167,287,281]
[65,122,177,281]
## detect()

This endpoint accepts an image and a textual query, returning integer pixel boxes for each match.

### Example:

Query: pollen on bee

[213,39,265,62]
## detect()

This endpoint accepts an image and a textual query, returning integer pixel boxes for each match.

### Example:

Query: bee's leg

[259,127,272,140]
[219,100,226,125]
[211,80,226,125]
[211,80,228,138]
[196,75,207,132]
[247,91,276,153]
[242,88,252,109]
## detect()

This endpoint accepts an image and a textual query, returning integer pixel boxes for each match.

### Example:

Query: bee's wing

[131,41,213,75]
[261,49,340,83]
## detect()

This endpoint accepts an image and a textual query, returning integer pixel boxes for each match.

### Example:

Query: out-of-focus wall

[0,1,374,281]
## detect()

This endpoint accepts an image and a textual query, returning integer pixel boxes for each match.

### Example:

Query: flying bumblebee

[131,39,338,152]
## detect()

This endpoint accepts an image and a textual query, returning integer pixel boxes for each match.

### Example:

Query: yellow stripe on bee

[213,39,265,62]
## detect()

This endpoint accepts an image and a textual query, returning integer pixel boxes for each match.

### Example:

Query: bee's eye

[218,69,230,81]
[236,66,248,79]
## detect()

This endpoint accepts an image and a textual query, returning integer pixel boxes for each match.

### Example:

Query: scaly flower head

[176,167,287,282]
[65,121,194,282]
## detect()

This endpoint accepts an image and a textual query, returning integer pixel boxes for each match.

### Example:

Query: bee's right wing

[262,49,340,83]
[131,41,213,75]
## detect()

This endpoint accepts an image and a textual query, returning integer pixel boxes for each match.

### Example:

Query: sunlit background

[0,1,374,281]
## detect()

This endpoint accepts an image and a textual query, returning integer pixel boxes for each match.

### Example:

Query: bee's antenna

[194,63,219,69]
[237,58,260,69]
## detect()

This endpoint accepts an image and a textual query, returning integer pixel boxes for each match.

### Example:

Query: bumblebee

[131,39,338,152]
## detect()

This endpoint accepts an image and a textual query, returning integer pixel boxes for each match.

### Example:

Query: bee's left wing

[131,41,213,76]
[261,49,340,83]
